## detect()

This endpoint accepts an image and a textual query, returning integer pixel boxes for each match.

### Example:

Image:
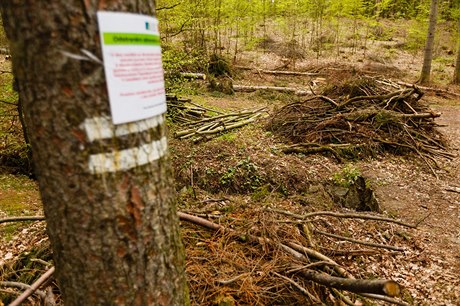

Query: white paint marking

[81,115,164,142]
[88,136,168,174]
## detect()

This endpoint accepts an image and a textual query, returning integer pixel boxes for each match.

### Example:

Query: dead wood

[268,76,449,169]
[9,267,55,306]
[0,282,46,299]
[267,207,417,228]
[360,293,410,306]
[397,81,460,98]
[180,72,207,80]
[0,216,46,224]
[167,95,266,142]
[445,186,460,193]
[297,269,401,297]
[271,271,324,304]
[314,229,405,252]
[178,212,404,298]
[235,66,320,76]
[233,84,313,96]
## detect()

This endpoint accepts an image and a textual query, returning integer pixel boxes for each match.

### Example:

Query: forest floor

[1,45,460,305]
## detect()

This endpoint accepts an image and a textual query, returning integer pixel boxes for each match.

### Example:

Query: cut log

[233,84,312,96]
[298,269,401,297]
[165,72,207,80]
[180,72,207,80]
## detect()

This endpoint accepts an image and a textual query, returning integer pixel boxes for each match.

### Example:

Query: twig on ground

[360,293,410,306]
[0,282,46,299]
[9,267,55,306]
[0,216,46,224]
[271,271,324,304]
[314,229,405,252]
[267,208,417,228]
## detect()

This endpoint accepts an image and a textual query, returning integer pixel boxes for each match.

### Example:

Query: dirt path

[357,98,460,304]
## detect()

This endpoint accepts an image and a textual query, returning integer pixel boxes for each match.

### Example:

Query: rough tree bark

[0,1,188,305]
[420,0,439,84]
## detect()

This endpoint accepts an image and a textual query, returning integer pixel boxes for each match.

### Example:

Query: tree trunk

[420,0,439,84]
[0,1,188,305]
[453,21,460,84]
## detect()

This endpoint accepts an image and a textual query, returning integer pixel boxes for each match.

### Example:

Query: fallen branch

[0,216,46,224]
[0,282,46,299]
[360,293,410,306]
[233,85,312,96]
[267,208,417,228]
[9,266,55,306]
[397,81,460,98]
[235,66,320,76]
[445,186,460,193]
[297,269,401,297]
[271,271,323,304]
[314,229,405,252]
[179,72,207,80]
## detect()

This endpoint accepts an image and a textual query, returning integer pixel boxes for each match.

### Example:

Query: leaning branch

[9,266,55,306]
[0,282,46,299]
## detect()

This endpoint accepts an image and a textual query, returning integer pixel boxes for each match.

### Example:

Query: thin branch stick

[285,242,352,278]
[0,282,46,299]
[9,266,55,306]
[30,259,53,267]
[179,212,308,260]
[360,293,410,306]
[217,272,250,285]
[267,208,417,228]
[286,261,338,273]
[314,229,405,252]
[332,288,355,306]
[271,271,324,305]
[0,216,46,224]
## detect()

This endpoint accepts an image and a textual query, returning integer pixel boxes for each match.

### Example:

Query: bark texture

[420,0,439,84]
[0,1,188,305]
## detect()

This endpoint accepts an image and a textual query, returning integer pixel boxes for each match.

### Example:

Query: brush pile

[167,94,267,142]
[268,77,454,168]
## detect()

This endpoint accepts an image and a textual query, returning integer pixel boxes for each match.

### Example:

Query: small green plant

[219,157,262,192]
[216,132,237,142]
[332,164,361,187]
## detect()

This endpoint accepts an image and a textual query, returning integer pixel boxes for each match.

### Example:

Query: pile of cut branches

[0,205,417,305]
[179,200,418,305]
[268,77,454,170]
[167,94,267,142]
[166,94,211,124]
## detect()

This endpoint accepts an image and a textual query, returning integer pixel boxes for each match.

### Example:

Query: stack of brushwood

[166,94,209,124]
[167,94,267,142]
[268,77,455,171]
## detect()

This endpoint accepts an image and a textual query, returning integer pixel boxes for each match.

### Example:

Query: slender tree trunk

[453,21,460,84]
[420,0,439,84]
[0,1,188,305]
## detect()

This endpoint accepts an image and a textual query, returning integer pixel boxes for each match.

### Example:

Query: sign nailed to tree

[97,11,166,124]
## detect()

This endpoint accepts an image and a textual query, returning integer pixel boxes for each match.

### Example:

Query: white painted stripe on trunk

[82,115,164,142]
[88,136,168,174]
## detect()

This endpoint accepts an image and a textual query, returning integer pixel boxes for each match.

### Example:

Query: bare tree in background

[420,0,439,84]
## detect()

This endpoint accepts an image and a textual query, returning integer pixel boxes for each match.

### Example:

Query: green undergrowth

[0,174,41,240]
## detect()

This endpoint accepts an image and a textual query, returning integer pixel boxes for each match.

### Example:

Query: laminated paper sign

[97,11,166,124]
